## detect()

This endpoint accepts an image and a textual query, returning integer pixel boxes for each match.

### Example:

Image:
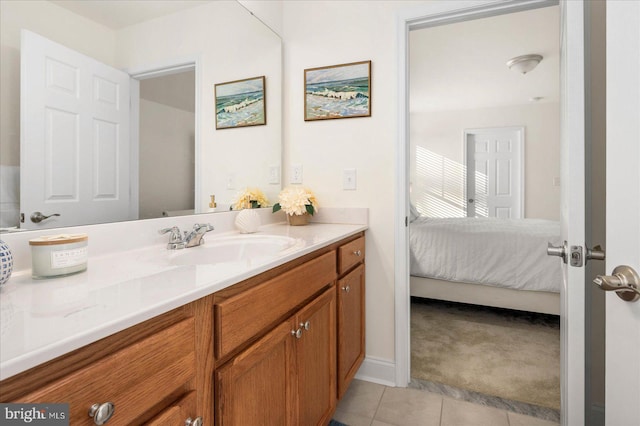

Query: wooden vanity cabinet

[213,250,338,426]
[215,287,336,426]
[0,300,213,426]
[336,236,366,399]
[1,232,366,426]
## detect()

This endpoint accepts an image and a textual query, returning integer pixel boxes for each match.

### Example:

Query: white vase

[0,239,14,286]
[235,209,261,234]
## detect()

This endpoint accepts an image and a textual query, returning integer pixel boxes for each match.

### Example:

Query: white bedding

[409,217,562,293]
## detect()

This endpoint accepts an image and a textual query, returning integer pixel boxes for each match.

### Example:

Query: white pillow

[409,203,420,222]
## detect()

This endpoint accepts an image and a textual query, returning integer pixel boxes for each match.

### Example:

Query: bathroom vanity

[0,217,366,426]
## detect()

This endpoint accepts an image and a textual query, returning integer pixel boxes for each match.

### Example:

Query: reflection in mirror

[0,0,282,232]
[139,70,196,219]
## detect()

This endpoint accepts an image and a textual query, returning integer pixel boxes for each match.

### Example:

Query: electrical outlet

[291,164,303,184]
[268,166,280,184]
[343,168,357,190]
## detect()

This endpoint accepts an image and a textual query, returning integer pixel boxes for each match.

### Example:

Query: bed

[409,216,562,315]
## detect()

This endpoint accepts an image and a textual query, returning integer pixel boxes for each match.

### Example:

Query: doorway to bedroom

[407,3,563,419]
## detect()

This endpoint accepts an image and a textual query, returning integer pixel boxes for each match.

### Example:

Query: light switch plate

[226,173,236,190]
[268,166,280,184]
[343,168,357,190]
[291,164,303,184]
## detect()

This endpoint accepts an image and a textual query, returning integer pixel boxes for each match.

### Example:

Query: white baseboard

[354,356,397,387]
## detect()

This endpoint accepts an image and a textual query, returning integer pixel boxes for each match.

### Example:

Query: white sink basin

[168,235,300,266]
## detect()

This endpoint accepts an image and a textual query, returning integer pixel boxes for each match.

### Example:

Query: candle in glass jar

[29,234,88,279]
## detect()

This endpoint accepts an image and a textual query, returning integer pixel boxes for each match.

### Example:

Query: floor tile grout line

[438,394,444,426]
[371,385,389,425]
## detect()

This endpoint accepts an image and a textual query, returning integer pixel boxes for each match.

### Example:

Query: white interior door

[603,2,640,425]
[465,127,524,218]
[21,30,132,230]
[556,1,586,425]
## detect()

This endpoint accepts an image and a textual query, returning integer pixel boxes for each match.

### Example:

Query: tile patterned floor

[334,380,560,426]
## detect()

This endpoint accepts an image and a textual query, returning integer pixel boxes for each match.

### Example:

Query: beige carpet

[411,298,560,410]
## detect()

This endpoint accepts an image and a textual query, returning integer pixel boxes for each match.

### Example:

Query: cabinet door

[295,287,336,426]
[146,391,197,425]
[215,320,297,426]
[337,264,366,398]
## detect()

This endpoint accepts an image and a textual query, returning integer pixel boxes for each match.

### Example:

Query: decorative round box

[0,239,14,286]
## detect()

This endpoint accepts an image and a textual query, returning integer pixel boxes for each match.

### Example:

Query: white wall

[282,0,431,364]
[115,1,282,211]
[411,102,561,220]
[238,0,284,36]
[0,0,116,167]
[138,99,195,219]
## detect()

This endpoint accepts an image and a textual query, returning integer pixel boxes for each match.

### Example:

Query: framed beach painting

[304,60,371,121]
[215,76,266,129]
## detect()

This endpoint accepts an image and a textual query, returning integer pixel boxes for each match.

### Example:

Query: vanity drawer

[215,251,336,360]
[338,236,365,275]
[17,318,196,425]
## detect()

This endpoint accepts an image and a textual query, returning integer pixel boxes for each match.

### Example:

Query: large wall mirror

[0,0,282,231]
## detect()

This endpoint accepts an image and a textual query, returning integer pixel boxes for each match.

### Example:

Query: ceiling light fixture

[507,54,543,75]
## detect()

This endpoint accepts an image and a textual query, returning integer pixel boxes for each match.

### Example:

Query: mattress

[409,217,563,293]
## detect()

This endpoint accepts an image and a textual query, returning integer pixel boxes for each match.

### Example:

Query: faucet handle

[159,226,183,243]
[194,223,214,232]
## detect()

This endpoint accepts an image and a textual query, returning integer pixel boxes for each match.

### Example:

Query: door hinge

[20,212,24,223]
[405,216,408,227]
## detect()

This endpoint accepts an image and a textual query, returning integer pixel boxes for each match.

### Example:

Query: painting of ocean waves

[215,76,266,129]
[305,61,371,121]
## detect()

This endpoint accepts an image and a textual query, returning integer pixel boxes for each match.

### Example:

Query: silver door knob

[185,416,203,426]
[594,265,640,302]
[291,328,302,339]
[547,242,567,263]
[88,402,115,425]
[341,285,351,293]
[586,245,606,262]
[30,211,60,223]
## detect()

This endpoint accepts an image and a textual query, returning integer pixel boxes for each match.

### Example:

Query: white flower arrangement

[232,187,269,210]
[272,187,318,216]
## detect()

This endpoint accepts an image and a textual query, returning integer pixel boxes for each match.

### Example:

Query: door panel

[215,320,296,426]
[559,1,586,424]
[21,30,131,229]
[465,126,523,218]
[296,287,336,426]
[605,2,640,424]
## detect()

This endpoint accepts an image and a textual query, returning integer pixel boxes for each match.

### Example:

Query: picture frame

[304,60,371,121]
[215,76,266,129]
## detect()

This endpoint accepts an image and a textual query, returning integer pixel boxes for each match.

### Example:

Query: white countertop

[0,221,366,380]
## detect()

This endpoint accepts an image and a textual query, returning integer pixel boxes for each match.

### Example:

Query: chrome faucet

[184,223,215,248]
[159,226,185,250]
[159,223,214,250]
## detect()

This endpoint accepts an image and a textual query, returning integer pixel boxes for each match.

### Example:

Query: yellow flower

[273,187,318,216]
[232,187,269,210]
